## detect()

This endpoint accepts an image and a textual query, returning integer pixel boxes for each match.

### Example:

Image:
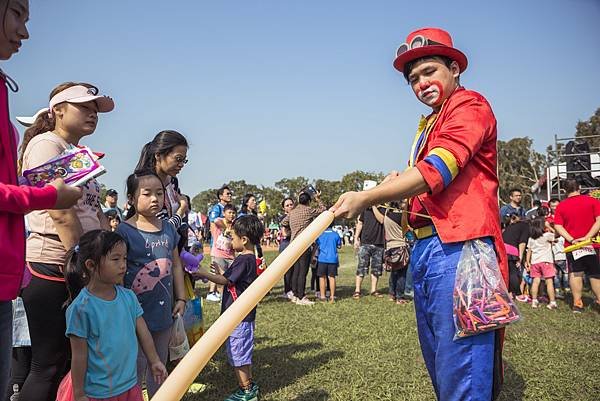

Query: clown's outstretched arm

[331,167,428,219]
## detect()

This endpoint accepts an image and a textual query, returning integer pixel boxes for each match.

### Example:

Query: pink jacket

[0,75,57,301]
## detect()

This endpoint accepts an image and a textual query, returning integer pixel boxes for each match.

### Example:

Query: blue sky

[5,0,600,196]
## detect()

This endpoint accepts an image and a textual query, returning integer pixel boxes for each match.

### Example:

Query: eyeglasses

[224,192,232,196]
[396,35,444,58]
[171,154,188,165]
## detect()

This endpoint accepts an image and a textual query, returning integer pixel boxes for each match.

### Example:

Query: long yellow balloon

[151,211,335,401]
[563,237,599,253]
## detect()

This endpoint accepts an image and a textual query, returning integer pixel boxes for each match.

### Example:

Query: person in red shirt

[544,197,559,232]
[332,27,507,401]
[553,179,600,313]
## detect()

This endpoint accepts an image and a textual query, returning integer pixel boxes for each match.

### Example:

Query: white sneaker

[290,296,299,303]
[206,292,220,302]
[295,297,315,306]
[531,299,539,308]
[286,291,294,299]
[547,301,558,310]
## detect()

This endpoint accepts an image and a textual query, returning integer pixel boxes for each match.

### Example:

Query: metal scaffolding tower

[545,134,600,200]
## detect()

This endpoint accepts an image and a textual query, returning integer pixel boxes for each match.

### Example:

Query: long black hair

[135,130,188,174]
[124,170,165,220]
[63,230,127,305]
[529,217,546,240]
[240,193,257,215]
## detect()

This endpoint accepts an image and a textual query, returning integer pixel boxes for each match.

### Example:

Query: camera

[301,184,318,199]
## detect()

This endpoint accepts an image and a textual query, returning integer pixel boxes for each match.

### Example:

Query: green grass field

[185,247,600,401]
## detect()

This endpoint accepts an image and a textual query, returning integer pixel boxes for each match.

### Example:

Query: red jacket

[411,87,508,282]
[0,75,57,301]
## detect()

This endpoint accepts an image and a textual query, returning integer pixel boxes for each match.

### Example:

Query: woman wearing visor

[16,83,114,401]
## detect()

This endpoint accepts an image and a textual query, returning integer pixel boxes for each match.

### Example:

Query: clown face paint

[417,80,445,107]
[407,58,460,110]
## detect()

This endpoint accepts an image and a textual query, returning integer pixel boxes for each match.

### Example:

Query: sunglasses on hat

[395,35,444,58]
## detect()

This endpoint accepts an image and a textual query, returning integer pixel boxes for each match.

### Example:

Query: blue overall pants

[411,235,497,401]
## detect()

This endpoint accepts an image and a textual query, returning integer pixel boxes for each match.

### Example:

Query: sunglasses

[396,35,444,58]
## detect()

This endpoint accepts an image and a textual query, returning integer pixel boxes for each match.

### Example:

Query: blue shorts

[226,321,255,367]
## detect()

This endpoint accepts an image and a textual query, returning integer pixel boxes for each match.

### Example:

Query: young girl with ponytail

[64,230,167,401]
[116,171,186,398]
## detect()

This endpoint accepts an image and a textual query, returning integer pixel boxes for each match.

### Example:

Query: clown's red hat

[393,27,468,74]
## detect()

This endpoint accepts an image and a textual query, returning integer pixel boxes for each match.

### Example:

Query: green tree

[259,185,284,225]
[339,170,385,193]
[313,178,342,207]
[98,182,107,204]
[497,137,545,205]
[575,107,600,149]
[191,188,217,214]
[224,180,261,208]
[274,177,309,198]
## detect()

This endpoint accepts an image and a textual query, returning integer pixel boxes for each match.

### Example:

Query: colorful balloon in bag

[453,239,521,340]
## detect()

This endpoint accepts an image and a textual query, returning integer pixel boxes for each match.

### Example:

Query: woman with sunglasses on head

[134,130,189,227]
[15,81,114,401]
[0,2,83,399]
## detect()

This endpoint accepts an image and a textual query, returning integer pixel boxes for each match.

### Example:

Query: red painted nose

[419,81,430,91]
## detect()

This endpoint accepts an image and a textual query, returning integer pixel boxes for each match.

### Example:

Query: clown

[332,27,508,401]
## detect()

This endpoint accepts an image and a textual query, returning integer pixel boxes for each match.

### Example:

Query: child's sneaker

[224,383,259,401]
[206,292,220,302]
[555,289,565,299]
[515,295,530,303]
[547,301,558,310]
[531,299,539,308]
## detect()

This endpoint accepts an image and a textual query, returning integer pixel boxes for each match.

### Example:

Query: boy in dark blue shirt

[316,222,342,302]
[198,215,262,401]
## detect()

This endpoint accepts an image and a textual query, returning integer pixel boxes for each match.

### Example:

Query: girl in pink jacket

[0,1,81,398]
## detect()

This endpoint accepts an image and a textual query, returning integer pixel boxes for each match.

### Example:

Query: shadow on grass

[498,362,525,401]
[194,337,343,400]
[289,388,330,401]
[260,283,366,303]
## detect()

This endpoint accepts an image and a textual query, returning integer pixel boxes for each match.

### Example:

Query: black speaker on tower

[565,139,599,188]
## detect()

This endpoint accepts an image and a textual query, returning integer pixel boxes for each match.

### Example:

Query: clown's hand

[330,191,368,219]
[382,170,401,184]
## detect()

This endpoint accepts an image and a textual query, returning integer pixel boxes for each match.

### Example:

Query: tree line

[186,107,599,221]
[190,171,385,224]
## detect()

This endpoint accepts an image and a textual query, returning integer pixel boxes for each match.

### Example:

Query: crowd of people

[2,5,599,401]
[501,183,600,313]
